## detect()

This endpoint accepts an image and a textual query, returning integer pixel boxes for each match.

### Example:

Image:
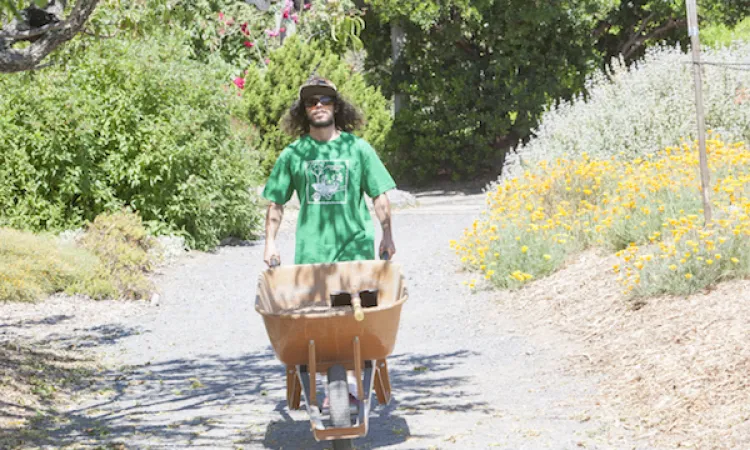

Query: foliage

[362,0,600,183]
[0,35,262,249]
[452,138,750,298]
[702,16,750,48]
[78,210,154,300]
[504,42,750,177]
[241,35,392,175]
[0,228,112,302]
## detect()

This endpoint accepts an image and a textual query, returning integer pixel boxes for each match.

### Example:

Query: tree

[0,0,100,72]
[362,0,601,182]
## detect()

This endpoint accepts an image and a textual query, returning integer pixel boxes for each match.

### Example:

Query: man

[262,77,397,267]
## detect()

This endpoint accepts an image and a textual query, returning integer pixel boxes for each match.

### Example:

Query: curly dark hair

[281,95,365,137]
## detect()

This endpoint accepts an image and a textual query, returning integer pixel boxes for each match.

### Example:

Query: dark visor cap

[299,77,338,100]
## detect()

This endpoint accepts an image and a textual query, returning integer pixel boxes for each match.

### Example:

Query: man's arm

[373,193,396,259]
[264,202,284,266]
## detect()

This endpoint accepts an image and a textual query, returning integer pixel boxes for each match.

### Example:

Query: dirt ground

[486,249,750,450]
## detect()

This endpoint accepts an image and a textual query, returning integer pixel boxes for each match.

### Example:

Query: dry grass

[491,249,750,450]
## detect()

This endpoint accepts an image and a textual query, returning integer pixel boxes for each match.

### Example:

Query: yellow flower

[543,254,552,260]
[731,257,740,264]
[715,254,722,260]
[521,246,528,253]
[685,273,693,280]
[669,264,677,271]
[706,259,714,265]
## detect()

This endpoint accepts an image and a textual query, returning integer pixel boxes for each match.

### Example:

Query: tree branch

[0,21,65,40]
[0,0,100,73]
[620,11,656,58]
[622,17,686,60]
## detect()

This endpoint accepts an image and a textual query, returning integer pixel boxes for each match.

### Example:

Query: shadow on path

[2,321,493,449]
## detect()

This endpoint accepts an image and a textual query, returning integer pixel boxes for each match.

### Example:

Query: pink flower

[279,27,286,33]
[233,77,245,90]
[282,7,290,19]
[244,40,254,48]
[292,13,299,23]
[264,58,270,64]
[304,3,311,10]
[226,18,234,26]
[240,22,249,35]
[218,12,224,20]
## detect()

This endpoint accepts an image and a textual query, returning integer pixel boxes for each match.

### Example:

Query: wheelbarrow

[255,260,408,449]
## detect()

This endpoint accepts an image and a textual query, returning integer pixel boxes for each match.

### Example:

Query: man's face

[304,95,335,128]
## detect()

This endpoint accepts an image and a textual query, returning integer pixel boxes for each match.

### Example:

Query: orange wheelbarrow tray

[255,260,408,444]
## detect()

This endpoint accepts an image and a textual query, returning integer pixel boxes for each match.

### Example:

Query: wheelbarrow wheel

[327,364,353,450]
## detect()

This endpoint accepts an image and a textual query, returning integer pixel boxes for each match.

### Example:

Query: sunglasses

[330,289,379,308]
[304,95,335,108]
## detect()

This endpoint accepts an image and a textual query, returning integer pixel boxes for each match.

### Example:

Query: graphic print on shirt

[304,160,349,204]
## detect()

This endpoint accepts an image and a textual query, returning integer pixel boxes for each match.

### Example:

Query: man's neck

[309,125,340,143]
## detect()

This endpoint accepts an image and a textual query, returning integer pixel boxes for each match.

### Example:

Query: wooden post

[686,0,712,224]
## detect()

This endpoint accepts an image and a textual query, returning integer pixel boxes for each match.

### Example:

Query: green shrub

[0,35,262,249]
[0,229,115,302]
[241,36,392,175]
[78,210,154,300]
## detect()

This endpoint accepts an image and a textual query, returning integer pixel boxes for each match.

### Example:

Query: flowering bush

[89,0,366,76]
[453,137,750,297]
[617,140,750,297]
[504,43,750,178]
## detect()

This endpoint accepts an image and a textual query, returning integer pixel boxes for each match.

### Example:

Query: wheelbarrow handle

[352,296,365,321]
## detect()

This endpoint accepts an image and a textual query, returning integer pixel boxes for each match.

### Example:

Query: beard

[309,116,334,128]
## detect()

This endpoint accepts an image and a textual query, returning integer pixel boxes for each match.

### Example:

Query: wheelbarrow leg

[374,359,392,405]
[286,365,301,410]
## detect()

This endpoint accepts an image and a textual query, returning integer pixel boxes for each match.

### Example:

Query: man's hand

[264,241,281,267]
[379,235,396,260]
[373,192,396,260]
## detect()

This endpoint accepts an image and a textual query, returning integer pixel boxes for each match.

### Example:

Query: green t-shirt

[262,132,396,264]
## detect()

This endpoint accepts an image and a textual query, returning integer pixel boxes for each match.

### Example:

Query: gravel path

[6,193,647,449]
